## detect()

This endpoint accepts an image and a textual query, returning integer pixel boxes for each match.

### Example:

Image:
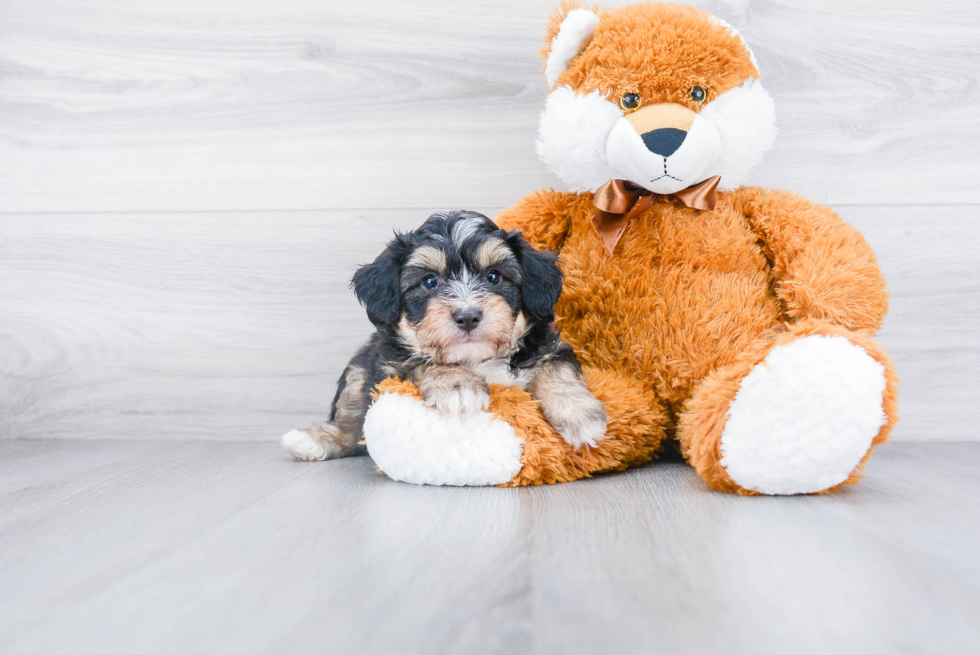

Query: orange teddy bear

[362,1,898,494]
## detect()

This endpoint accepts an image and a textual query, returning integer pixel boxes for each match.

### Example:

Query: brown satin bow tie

[591,176,721,256]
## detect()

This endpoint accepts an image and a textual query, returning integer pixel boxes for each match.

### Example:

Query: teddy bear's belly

[555,206,783,413]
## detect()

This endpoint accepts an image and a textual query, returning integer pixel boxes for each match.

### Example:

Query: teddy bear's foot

[364,386,524,486]
[679,321,898,495]
[720,334,887,494]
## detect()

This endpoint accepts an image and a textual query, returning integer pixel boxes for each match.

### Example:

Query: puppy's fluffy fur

[282,210,607,462]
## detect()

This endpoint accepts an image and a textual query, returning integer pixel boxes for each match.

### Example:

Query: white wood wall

[1,0,977,441]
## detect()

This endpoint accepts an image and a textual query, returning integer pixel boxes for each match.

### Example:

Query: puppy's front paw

[543,394,608,450]
[424,382,491,416]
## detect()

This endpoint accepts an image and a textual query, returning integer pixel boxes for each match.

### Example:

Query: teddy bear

[361,1,898,494]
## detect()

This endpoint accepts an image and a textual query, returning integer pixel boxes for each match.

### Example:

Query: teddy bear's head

[537,2,776,195]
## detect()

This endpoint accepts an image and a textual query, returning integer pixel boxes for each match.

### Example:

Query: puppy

[281,210,607,462]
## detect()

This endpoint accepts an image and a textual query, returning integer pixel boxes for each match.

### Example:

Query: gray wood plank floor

[1,440,978,654]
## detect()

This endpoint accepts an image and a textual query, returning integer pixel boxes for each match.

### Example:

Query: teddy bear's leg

[363,369,668,487]
[502,367,668,486]
[677,319,899,495]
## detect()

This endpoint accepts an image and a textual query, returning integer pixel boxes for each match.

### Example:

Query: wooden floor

[1,440,978,654]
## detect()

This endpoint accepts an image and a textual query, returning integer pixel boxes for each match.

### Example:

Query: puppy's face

[398,222,525,364]
[353,211,563,365]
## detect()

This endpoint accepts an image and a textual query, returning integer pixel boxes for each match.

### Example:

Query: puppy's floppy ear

[507,231,564,324]
[352,238,404,328]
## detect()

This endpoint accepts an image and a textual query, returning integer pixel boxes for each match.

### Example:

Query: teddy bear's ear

[708,15,760,73]
[541,2,600,87]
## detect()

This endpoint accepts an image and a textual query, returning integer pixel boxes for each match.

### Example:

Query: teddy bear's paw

[719,335,888,495]
[364,392,524,486]
[281,428,343,461]
[423,382,490,416]
[545,394,609,450]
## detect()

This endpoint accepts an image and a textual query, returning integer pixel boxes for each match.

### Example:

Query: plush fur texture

[491,183,898,492]
[718,334,887,494]
[366,383,525,486]
[350,1,899,494]
[677,319,899,495]
[536,86,622,192]
[544,7,601,86]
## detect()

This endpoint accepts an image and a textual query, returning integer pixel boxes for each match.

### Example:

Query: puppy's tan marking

[412,364,490,415]
[414,298,459,361]
[499,310,528,358]
[529,361,608,449]
[406,245,447,272]
[397,315,427,353]
[474,238,516,270]
[333,365,368,442]
[294,365,368,460]
[472,295,518,356]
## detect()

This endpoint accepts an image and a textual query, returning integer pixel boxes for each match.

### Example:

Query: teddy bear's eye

[689,85,707,103]
[620,92,642,112]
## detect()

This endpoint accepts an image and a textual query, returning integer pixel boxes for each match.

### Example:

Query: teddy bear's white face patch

[537,79,776,194]
[698,78,777,190]
[535,86,621,193]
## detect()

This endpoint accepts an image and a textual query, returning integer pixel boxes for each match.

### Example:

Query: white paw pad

[281,429,327,461]
[720,335,888,495]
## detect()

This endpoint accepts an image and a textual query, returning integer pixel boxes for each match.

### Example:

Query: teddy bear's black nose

[641,128,688,157]
[453,307,482,333]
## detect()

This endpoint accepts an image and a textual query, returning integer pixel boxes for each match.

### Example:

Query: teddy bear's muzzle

[626,103,697,155]
[606,102,722,196]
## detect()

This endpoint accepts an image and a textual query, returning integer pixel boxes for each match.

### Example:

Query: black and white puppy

[282,210,607,462]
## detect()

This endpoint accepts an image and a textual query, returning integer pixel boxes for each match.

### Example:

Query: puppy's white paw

[281,429,330,461]
[545,395,608,449]
[555,407,608,449]
[425,385,491,416]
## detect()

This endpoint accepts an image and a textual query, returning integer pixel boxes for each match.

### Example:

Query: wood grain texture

[1,0,978,212]
[0,0,977,443]
[0,440,978,654]
[2,204,977,442]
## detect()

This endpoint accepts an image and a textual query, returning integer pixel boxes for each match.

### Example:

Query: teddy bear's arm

[738,187,888,332]
[495,189,577,252]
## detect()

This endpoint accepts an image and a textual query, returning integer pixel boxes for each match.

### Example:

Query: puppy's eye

[689,85,707,103]
[422,274,439,290]
[486,269,501,285]
[620,92,641,112]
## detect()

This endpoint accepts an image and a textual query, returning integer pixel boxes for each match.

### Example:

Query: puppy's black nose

[453,308,482,333]
[641,127,687,157]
